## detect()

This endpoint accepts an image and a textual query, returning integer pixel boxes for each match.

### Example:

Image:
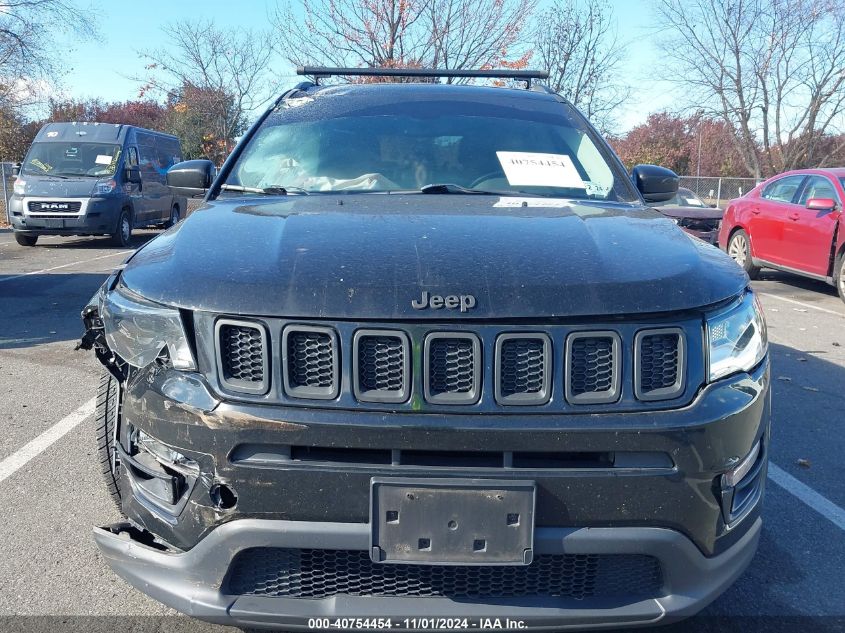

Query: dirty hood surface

[121,195,747,319]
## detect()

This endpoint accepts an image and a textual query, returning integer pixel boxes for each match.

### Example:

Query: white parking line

[768,463,845,531]
[758,292,844,318]
[0,398,95,484]
[0,250,131,284]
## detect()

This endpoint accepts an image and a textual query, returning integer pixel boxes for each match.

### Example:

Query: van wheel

[164,204,180,229]
[111,209,132,247]
[14,233,38,246]
[727,229,760,280]
[96,369,124,513]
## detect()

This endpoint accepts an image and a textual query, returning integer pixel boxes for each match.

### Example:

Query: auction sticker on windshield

[496,151,584,188]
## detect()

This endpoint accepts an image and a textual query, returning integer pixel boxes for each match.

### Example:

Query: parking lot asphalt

[0,227,843,632]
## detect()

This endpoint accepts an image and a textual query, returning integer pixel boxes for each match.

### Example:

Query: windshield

[225,91,637,201]
[22,142,122,178]
[651,188,707,208]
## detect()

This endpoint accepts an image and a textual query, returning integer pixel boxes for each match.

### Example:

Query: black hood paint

[654,205,724,221]
[121,195,747,319]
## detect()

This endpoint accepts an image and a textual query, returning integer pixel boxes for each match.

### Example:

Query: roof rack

[296,66,550,88]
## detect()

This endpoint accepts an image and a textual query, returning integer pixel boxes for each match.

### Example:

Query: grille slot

[635,329,685,401]
[215,320,268,394]
[226,548,663,600]
[282,325,339,400]
[565,332,621,405]
[353,330,410,403]
[495,334,551,405]
[27,200,82,213]
[424,333,481,405]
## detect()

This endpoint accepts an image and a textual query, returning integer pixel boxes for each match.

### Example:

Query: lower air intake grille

[424,334,480,404]
[226,549,663,600]
[566,332,620,405]
[496,334,551,405]
[216,320,267,393]
[635,329,685,401]
[354,331,409,403]
[283,326,339,399]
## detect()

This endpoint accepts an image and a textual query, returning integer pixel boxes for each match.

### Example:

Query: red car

[719,168,845,303]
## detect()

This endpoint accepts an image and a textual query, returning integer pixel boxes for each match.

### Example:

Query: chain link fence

[1,162,16,225]
[678,176,762,208]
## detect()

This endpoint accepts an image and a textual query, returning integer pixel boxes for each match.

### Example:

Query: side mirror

[166,159,215,197]
[709,203,718,208]
[125,166,142,184]
[806,197,837,212]
[11,163,20,177]
[632,164,679,203]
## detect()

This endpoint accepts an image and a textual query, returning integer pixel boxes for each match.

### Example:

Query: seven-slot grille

[213,320,688,406]
[215,320,268,393]
[634,328,685,401]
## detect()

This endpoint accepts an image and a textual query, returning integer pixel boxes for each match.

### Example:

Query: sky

[56,0,678,133]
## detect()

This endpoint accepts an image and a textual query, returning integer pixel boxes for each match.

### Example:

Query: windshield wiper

[219,183,309,195]
[420,183,490,195]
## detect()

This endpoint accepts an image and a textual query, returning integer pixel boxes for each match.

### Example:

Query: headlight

[13,178,25,195]
[101,284,196,370]
[707,291,767,381]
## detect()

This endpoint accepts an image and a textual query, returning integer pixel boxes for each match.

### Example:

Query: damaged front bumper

[94,516,762,630]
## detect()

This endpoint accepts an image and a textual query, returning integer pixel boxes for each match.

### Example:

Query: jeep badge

[412,290,477,312]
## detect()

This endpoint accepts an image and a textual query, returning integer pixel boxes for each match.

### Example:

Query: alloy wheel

[729,234,747,266]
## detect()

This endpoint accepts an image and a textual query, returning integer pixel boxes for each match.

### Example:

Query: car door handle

[751,208,761,214]
[789,212,800,221]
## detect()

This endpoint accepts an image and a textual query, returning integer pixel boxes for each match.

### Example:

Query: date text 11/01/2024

[307,618,528,629]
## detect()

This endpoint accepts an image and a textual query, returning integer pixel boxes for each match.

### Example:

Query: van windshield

[22,142,122,178]
[226,93,636,201]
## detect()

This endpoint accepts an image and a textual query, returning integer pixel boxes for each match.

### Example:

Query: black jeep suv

[81,68,770,630]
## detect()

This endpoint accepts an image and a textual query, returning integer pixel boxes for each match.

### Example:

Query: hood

[16,174,104,198]
[121,195,747,320]
[653,205,723,221]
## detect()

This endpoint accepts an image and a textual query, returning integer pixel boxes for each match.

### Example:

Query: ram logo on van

[40,203,70,210]
[411,290,477,312]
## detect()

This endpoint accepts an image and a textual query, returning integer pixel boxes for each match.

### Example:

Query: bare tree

[138,20,281,151]
[0,0,95,107]
[655,0,845,178]
[532,0,627,134]
[271,0,535,78]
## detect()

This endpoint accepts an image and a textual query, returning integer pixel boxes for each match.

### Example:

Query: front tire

[164,203,180,229]
[14,233,37,246]
[727,229,761,280]
[836,253,845,305]
[95,369,124,513]
[111,209,132,247]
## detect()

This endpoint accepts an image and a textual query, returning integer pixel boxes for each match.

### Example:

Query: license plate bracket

[370,478,535,565]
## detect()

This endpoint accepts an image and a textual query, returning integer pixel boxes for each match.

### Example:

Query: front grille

[27,200,82,213]
[354,330,410,403]
[207,317,698,411]
[565,332,621,404]
[215,320,268,393]
[283,325,339,399]
[635,329,685,401]
[226,548,663,600]
[424,333,481,404]
[496,334,551,405]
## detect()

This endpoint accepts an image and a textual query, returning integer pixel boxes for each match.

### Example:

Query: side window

[155,138,180,175]
[138,144,161,181]
[797,176,839,205]
[761,175,805,203]
[127,147,139,167]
